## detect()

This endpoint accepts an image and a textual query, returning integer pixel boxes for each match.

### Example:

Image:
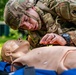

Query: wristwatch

[61,33,71,46]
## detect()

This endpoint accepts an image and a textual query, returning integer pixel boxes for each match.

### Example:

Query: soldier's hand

[40,33,67,46]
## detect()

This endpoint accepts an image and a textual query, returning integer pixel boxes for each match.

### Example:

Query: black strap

[61,33,71,46]
[0,63,10,75]
[0,64,35,75]
[35,0,39,3]
[24,65,36,75]
[11,64,25,70]
[0,71,9,75]
[4,63,10,72]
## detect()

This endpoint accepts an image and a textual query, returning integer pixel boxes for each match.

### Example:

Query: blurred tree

[0,0,8,21]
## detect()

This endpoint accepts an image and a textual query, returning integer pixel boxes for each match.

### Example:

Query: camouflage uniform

[27,0,61,48]
[4,0,76,48]
[28,0,76,48]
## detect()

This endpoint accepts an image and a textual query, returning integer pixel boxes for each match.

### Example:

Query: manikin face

[1,39,30,63]
[19,8,40,31]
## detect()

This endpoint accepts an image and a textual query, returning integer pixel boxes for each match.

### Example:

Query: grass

[0,36,18,46]
[0,35,27,46]
[0,28,27,45]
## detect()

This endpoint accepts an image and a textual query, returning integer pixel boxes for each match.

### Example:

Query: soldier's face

[19,8,39,31]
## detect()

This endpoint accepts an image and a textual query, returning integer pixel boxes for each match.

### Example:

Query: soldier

[1,39,76,74]
[4,0,76,48]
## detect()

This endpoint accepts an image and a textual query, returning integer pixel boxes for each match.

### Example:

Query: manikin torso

[2,40,76,74]
[19,46,76,74]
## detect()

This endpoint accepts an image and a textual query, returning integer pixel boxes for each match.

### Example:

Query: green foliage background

[0,0,28,60]
[0,0,27,42]
[0,0,8,21]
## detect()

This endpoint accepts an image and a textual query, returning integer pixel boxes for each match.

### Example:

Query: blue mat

[13,68,56,75]
[61,69,76,75]
[0,61,76,75]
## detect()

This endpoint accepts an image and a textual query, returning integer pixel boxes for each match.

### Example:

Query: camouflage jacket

[28,0,76,48]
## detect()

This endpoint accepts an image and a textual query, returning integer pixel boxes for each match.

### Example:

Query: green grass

[0,36,27,46]
[0,28,27,45]
[0,36,17,46]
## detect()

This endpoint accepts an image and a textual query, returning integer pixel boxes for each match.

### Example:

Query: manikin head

[4,0,41,30]
[1,39,30,63]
